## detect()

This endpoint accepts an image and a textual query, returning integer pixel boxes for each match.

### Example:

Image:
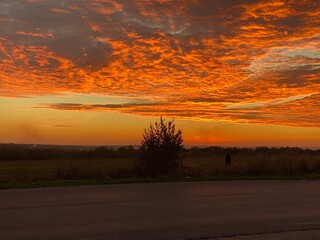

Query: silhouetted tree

[136,117,183,176]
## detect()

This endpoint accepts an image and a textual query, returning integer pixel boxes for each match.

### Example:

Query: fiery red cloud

[0,0,319,127]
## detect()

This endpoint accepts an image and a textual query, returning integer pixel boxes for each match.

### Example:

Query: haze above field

[0,0,319,147]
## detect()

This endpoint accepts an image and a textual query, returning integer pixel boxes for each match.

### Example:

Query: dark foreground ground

[0,181,320,240]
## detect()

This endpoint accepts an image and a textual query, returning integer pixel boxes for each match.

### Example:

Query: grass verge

[1,174,320,190]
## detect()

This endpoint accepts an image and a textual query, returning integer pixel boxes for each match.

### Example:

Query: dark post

[225,152,231,166]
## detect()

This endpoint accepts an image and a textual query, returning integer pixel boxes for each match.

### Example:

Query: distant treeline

[186,146,320,157]
[0,145,137,161]
[0,144,319,161]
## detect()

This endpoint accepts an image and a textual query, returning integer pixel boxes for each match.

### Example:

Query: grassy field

[185,154,320,176]
[0,158,134,183]
[1,150,320,189]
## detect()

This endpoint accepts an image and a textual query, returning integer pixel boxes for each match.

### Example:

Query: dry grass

[184,154,320,176]
[0,158,134,183]
[0,153,320,183]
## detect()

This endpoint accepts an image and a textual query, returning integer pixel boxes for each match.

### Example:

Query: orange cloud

[0,0,319,127]
[16,31,54,38]
[50,8,72,14]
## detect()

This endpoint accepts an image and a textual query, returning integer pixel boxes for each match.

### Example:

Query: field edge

[1,174,320,190]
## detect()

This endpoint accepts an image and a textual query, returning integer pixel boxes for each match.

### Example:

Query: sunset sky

[0,0,319,147]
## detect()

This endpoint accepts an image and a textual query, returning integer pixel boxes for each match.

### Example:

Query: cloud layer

[0,0,319,127]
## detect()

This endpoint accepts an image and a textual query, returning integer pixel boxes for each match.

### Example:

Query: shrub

[136,117,183,176]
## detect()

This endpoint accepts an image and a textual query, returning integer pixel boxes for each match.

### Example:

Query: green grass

[1,174,320,190]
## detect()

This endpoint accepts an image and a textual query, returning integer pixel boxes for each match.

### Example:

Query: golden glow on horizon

[1,96,320,147]
[0,0,319,146]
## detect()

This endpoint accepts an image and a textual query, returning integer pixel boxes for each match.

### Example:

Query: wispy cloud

[53,124,73,128]
[40,93,320,128]
[40,101,163,111]
[225,93,316,110]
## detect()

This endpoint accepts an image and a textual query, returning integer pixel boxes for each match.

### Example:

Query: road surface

[1,180,320,240]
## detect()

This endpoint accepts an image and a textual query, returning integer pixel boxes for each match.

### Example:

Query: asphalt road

[1,180,320,240]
